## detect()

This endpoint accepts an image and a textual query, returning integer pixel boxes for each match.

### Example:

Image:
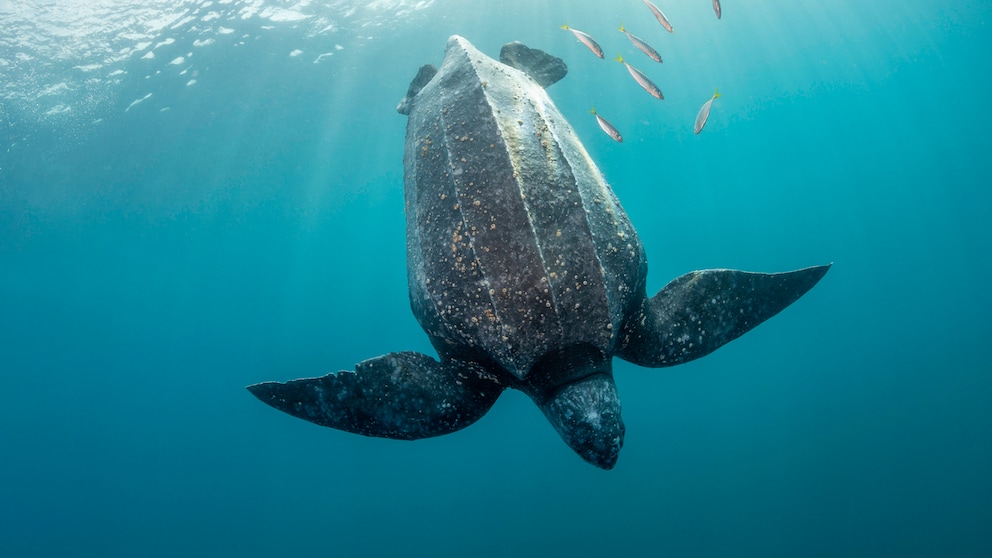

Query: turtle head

[542,373,625,469]
[526,347,625,469]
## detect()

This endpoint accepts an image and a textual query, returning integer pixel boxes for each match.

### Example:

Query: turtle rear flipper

[499,41,567,87]
[396,64,438,115]
[618,265,830,367]
[247,352,505,440]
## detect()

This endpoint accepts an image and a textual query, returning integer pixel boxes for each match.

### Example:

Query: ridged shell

[403,36,646,379]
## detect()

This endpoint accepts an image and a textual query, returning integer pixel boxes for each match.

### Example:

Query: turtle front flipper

[618,265,830,367]
[247,352,505,440]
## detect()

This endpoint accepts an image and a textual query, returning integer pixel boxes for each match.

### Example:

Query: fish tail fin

[614,53,624,63]
[590,106,597,115]
[713,87,721,98]
[561,23,570,30]
[619,23,625,32]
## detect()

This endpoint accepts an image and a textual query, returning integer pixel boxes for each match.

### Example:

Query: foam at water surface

[0,0,437,125]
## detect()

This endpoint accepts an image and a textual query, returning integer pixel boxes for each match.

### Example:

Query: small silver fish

[590,107,623,142]
[561,24,604,59]
[713,0,722,19]
[694,88,721,134]
[615,54,664,100]
[643,0,674,33]
[619,24,662,63]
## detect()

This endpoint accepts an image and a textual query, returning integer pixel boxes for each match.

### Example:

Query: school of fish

[561,0,725,141]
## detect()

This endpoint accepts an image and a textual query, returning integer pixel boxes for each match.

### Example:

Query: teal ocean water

[2,1,990,556]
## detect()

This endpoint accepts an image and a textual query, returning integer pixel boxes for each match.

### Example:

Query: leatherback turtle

[247,36,829,469]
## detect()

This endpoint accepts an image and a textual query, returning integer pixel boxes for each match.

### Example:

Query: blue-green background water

[2,1,990,556]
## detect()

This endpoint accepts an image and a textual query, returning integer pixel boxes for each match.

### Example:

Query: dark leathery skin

[247,36,830,471]
[619,265,831,367]
[404,35,644,380]
[246,352,504,440]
